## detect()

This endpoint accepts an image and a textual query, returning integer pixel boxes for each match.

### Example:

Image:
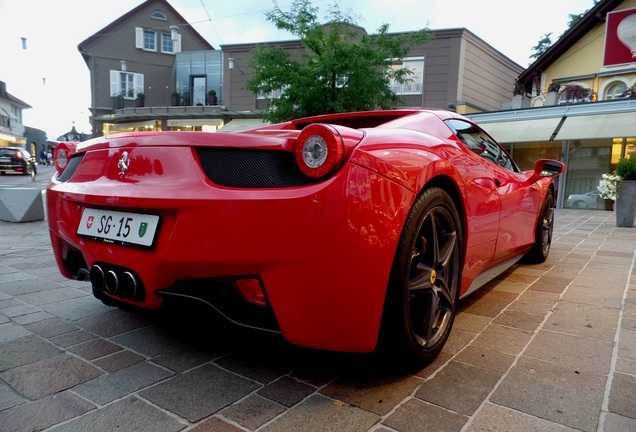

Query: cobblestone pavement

[0,209,634,432]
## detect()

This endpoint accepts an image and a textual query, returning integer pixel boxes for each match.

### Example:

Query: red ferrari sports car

[47,109,563,367]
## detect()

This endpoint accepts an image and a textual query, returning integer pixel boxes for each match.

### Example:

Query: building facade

[78,0,214,137]
[82,1,523,136]
[0,81,31,148]
[221,28,523,116]
[469,0,636,210]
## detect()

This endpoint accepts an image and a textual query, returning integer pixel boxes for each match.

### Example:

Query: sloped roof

[0,81,31,109]
[78,0,213,51]
[517,0,623,91]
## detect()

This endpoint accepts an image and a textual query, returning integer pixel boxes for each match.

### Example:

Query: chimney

[0,81,6,97]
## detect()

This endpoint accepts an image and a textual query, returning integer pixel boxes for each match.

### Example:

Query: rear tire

[379,187,463,369]
[524,190,554,263]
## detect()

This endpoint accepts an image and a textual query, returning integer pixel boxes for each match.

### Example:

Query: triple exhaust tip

[90,265,138,300]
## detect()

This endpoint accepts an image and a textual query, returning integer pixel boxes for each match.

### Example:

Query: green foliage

[529,1,600,64]
[616,154,636,181]
[529,33,553,61]
[546,82,560,93]
[566,13,584,28]
[246,0,431,123]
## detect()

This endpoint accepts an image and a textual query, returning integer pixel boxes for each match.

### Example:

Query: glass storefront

[503,137,635,210]
[506,141,562,171]
[175,51,223,106]
[562,139,613,209]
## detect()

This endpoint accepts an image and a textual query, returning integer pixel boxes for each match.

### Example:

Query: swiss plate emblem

[139,222,148,238]
[86,215,94,229]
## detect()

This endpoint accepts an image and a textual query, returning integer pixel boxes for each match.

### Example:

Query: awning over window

[477,111,636,143]
[554,113,636,140]
[480,118,565,143]
[219,118,268,132]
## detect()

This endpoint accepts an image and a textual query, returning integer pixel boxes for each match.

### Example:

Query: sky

[1,0,596,140]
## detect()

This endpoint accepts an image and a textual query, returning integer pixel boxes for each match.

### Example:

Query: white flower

[597,172,622,201]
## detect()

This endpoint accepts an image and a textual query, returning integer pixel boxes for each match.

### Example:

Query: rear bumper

[47,149,414,352]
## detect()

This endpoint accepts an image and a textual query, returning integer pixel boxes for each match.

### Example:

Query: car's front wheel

[380,187,463,368]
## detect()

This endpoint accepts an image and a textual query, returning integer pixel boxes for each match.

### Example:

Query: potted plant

[207,89,217,105]
[111,92,124,110]
[562,84,595,103]
[615,153,636,227]
[598,172,621,210]
[135,92,145,107]
[171,92,181,106]
[545,82,560,105]
[511,80,530,108]
[620,84,636,99]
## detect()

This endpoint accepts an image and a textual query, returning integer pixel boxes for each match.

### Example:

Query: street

[0,165,56,190]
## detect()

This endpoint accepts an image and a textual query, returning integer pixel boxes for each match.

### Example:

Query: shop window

[563,139,613,210]
[509,141,562,172]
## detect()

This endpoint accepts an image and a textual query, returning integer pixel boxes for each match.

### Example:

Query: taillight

[15,151,24,160]
[295,124,345,179]
[54,142,74,172]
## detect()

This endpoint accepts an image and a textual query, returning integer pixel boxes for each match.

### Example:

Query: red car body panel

[47,109,558,353]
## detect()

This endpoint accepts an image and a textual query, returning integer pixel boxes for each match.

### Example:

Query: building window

[151,10,167,20]
[256,86,288,100]
[161,32,181,54]
[605,82,627,100]
[135,27,156,51]
[110,70,144,99]
[143,30,156,51]
[389,57,424,95]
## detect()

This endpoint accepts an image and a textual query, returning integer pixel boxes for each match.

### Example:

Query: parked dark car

[0,147,37,176]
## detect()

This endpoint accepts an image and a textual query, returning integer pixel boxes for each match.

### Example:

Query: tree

[529,33,553,60]
[566,12,585,28]
[529,1,599,63]
[246,0,431,123]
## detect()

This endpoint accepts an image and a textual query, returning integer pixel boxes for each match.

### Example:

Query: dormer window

[151,10,167,20]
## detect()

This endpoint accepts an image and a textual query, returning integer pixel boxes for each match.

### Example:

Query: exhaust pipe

[104,270,119,294]
[90,265,105,291]
[89,264,145,301]
[119,271,137,299]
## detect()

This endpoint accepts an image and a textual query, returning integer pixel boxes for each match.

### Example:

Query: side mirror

[528,159,564,183]
[533,159,564,179]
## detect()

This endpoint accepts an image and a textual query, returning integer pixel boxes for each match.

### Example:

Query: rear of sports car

[46,126,417,353]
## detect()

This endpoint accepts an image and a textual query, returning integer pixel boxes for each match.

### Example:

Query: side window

[445,119,517,172]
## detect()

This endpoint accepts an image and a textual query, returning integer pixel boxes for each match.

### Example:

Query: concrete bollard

[0,188,45,222]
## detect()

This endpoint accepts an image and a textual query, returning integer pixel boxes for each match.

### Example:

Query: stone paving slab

[0,209,634,431]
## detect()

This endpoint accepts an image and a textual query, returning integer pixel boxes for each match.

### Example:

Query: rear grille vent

[196,148,319,188]
[57,154,84,182]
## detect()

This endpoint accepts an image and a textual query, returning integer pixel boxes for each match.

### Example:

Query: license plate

[77,208,159,248]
